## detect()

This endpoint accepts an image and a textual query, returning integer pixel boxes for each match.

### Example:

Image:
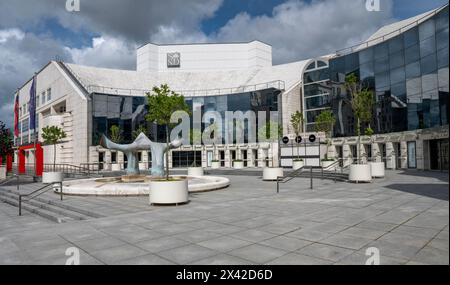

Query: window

[405,61,421,79]
[36,95,40,107]
[47,88,51,102]
[419,19,435,41]
[389,51,405,70]
[420,36,436,58]
[403,27,419,48]
[389,36,404,54]
[375,71,390,88]
[306,62,316,71]
[374,56,389,73]
[374,42,389,60]
[421,53,437,75]
[404,44,420,65]
[41,92,46,105]
[436,27,449,50]
[390,66,405,85]
[19,107,22,116]
[317,61,327,68]
[359,48,373,64]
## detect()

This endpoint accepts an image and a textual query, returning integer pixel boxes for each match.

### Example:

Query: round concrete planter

[370,162,385,178]
[188,167,204,176]
[263,167,284,181]
[292,160,304,170]
[149,179,189,205]
[211,161,220,169]
[321,160,336,170]
[349,164,372,183]
[0,166,6,180]
[111,164,121,171]
[233,161,244,169]
[42,172,64,184]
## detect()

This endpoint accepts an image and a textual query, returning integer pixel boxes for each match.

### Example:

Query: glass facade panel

[92,89,280,145]
[328,7,448,136]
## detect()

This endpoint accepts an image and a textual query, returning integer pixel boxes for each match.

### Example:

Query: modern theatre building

[13,4,449,173]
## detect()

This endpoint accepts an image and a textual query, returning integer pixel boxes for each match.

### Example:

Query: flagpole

[33,73,37,182]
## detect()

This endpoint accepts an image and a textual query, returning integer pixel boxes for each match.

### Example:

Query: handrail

[86,80,286,98]
[336,4,447,56]
[276,165,315,193]
[18,182,63,216]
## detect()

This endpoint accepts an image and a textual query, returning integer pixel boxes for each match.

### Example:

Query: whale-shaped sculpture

[99,133,183,177]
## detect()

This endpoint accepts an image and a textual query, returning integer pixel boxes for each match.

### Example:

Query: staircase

[0,187,104,223]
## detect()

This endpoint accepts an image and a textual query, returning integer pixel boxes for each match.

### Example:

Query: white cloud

[67,35,136,70]
[0,28,25,43]
[213,0,394,63]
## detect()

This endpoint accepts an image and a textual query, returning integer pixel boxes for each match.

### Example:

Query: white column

[400,141,408,169]
[385,142,396,169]
[372,143,381,162]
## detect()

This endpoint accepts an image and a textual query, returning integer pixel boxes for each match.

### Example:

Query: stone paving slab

[0,170,448,265]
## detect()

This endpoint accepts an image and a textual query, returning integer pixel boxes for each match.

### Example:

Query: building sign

[167,52,181,68]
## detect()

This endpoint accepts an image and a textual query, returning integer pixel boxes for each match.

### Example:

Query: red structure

[0,154,13,173]
[17,144,43,176]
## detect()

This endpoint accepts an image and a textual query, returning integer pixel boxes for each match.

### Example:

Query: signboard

[282,136,290,144]
[167,52,181,68]
[295,136,302,144]
[309,135,316,143]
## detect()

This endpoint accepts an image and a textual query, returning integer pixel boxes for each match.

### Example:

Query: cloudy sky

[0,0,447,127]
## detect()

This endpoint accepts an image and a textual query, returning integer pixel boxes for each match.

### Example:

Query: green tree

[146,84,190,180]
[314,110,336,161]
[290,111,304,159]
[109,125,123,143]
[41,126,67,171]
[345,74,374,164]
[0,121,13,162]
[132,125,147,140]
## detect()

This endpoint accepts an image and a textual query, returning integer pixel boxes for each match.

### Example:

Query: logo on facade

[365,0,381,12]
[167,52,181,68]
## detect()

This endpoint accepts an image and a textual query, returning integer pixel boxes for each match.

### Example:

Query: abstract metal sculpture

[99,133,182,177]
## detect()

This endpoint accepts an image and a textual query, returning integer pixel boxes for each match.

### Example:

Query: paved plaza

[0,170,448,265]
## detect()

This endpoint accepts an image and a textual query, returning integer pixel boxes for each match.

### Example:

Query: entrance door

[99,152,105,170]
[407,142,417,169]
[207,151,213,167]
[430,139,449,171]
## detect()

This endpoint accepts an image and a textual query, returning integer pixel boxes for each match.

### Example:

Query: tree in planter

[290,111,304,161]
[0,121,13,164]
[190,128,203,167]
[258,120,283,167]
[41,126,67,172]
[109,125,123,143]
[345,74,374,164]
[132,125,147,140]
[146,84,190,180]
[314,110,336,161]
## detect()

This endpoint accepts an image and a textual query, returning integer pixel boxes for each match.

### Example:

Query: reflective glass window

[420,36,436,58]
[390,51,405,69]
[421,53,437,74]
[389,36,404,54]
[422,73,438,92]
[374,56,389,73]
[390,66,405,85]
[419,19,435,41]
[359,48,373,64]
[375,71,390,88]
[374,42,389,59]
[436,27,449,50]
[406,77,422,96]
[436,7,449,32]
[405,44,421,65]
[403,27,419,48]
[405,61,421,79]
[437,46,449,69]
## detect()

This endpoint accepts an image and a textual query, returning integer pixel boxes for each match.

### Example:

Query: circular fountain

[61,175,230,196]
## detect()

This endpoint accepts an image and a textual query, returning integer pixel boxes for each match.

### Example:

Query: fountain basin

[61,175,230,196]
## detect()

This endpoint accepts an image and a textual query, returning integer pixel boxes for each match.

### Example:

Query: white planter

[139,163,148,171]
[188,167,204,176]
[370,162,385,178]
[42,172,64,184]
[211,161,220,169]
[233,161,244,169]
[0,166,6,180]
[292,160,304,170]
[349,164,372,183]
[263,167,284,181]
[111,164,121,171]
[321,160,336,170]
[149,179,189,205]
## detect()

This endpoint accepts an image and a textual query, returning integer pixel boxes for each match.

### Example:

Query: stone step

[0,195,74,223]
[0,189,104,222]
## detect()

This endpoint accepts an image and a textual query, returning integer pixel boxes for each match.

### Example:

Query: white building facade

[13,5,449,172]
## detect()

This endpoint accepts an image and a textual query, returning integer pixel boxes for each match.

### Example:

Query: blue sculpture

[100,133,182,177]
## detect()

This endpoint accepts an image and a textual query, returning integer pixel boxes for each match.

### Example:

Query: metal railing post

[19,195,22,216]
[60,182,63,201]
[277,177,280,194]
[310,167,313,190]
[16,174,19,192]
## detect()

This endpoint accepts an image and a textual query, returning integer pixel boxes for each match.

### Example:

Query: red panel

[6,155,13,172]
[18,149,25,174]
[35,145,43,176]
[0,156,2,166]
